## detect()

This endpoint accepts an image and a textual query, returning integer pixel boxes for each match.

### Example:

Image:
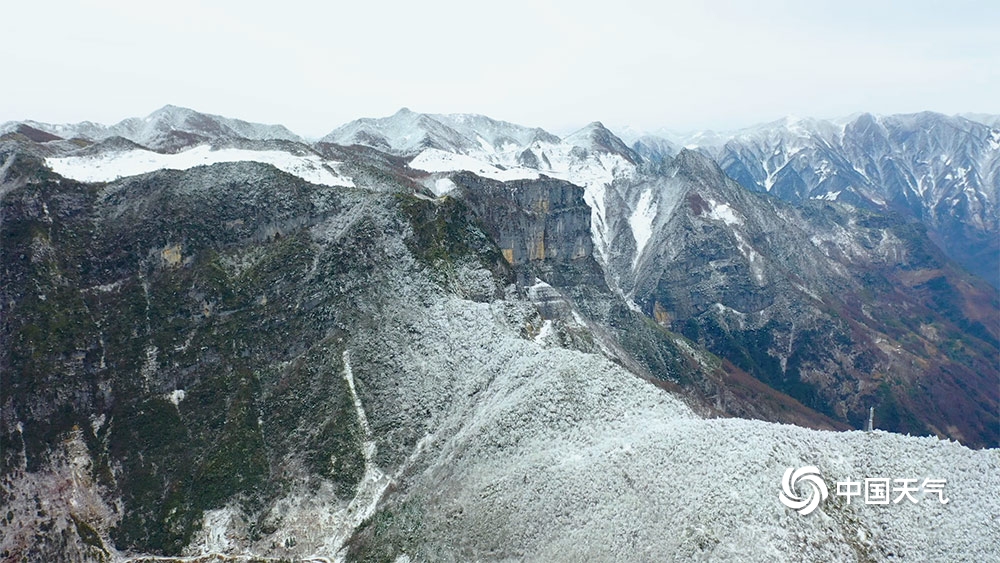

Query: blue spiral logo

[779,466,828,515]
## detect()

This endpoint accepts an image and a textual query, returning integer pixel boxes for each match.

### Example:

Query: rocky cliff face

[452,173,593,266]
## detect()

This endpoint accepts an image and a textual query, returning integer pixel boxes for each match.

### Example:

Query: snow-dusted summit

[2,105,302,152]
[320,107,558,156]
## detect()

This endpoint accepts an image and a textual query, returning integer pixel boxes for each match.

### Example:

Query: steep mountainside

[644,113,1000,286]
[14,107,998,447]
[349,110,998,448]
[2,107,998,562]
[612,150,998,445]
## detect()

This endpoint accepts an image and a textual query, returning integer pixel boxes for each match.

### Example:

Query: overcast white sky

[3,0,997,137]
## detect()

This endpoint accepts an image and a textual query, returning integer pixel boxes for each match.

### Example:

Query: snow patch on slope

[989,130,1000,151]
[193,507,238,554]
[811,191,842,201]
[166,389,186,406]
[629,189,656,266]
[732,229,765,283]
[46,145,354,187]
[408,148,539,182]
[705,198,743,226]
[332,350,393,558]
[534,320,554,344]
[430,177,457,197]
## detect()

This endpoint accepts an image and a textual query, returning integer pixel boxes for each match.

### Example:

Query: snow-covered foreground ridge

[374,320,1000,561]
[46,145,354,187]
[423,405,1000,561]
[168,288,999,561]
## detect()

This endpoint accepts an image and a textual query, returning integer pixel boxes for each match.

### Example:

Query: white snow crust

[408,148,538,182]
[812,190,842,201]
[629,188,656,265]
[46,145,354,187]
[361,287,1000,562]
[430,177,458,196]
[705,197,744,226]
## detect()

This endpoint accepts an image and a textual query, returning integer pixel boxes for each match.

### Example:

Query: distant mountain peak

[150,103,194,115]
[13,124,63,143]
[321,109,561,157]
[564,121,637,163]
[3,105,302,151]
[670,147,734,187]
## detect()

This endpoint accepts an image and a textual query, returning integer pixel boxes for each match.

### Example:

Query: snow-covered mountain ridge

[46,144,354,187]
[5,105,997,449]
[11,106,995,287]
[625,112,1000,287]
[1,105,302,152]
[2,105,998,561]
[310,108,998,450]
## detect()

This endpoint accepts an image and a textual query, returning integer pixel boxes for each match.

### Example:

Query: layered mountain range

[1,106,998,561]
[1,105,302,152]
[629,113,1000,288]
[310,107,1000,442]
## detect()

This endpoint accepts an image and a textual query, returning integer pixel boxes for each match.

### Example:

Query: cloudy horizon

[4,0,997,138]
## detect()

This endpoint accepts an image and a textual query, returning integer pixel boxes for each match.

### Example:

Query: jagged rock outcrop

[452,173,593,266]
